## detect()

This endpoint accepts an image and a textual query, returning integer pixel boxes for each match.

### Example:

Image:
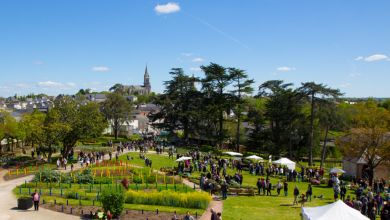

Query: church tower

[144,65,151,94]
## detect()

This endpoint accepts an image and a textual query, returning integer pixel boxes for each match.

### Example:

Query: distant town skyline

[1,1,390,97]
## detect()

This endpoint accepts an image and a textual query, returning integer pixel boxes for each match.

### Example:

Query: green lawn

[222,180,350,220]
[118,152,177,171]
[115,151,357,220]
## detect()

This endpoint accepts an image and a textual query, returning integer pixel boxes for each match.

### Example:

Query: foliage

[149,68,199,142]
[34,170,61,183]
[19,111,45,148]
[298,82,342,165]
[128,134,142,141]
[133,176,143,184]
[125,190,211,209]
[254,80,308,157]
[75,168,93,184]
[100,187,125,217]
[54,97,107,157]
[102,92,133,139]
[336,102,390,184]
[229,68,254,150]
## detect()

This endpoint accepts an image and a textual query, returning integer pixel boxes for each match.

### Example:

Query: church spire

[144,65,149,77]
[144,65,151,94]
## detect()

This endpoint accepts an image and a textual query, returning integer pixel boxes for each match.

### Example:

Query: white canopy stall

[272,157,296,170]
[245,155,264,161]
[223,152,243,157]
[302,200,369,220]
[175,156,192,162]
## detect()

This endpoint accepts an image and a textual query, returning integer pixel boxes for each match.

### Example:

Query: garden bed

[41,203,197,220]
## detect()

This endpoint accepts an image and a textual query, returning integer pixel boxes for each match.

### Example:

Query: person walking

[340,184,347,201]
[32,190,40,211]
[283,180,288,196]
[276,181,282,196]
[257,178,262,195]
[293,185,300,206]
[221,181,228,200]
[266,179,272,196]
[306,184,313,202]
[184,211,195,220]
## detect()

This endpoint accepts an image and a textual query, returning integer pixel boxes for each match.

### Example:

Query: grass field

[118,151,359,220]
[222,180,344,220]
[118,152,176,171]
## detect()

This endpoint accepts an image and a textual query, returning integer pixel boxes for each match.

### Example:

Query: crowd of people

[337,177,390,220]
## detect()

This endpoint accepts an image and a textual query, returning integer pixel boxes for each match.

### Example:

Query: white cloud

[15,83,31,88]
[190,67,202,72]
[92,66,110,72]
[276,66,296,72]
[66,82,77,87]
[154,2,180,14]
[37,81,63,88]
[355,54,389,62]
[37,81,76,89]
[192,57,204,63]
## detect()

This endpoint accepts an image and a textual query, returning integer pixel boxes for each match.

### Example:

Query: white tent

[272,157,296,170]
[224,152,243,157]
[175,156,192,162]
[246,155,264,161]
[330,167,346,174]
[302,200,369,220]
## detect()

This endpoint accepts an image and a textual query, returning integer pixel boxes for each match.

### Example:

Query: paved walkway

[0,170,80,220]
[0,148,134,220]
[0,150,223,220]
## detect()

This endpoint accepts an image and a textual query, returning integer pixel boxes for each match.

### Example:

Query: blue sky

[0,0,390,97]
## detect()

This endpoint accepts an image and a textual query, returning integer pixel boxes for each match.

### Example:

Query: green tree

[201,63,233,147]
[100,188,125,218]
[109,84,125,94]
[20,110,45,150]
[246,97,267,151]
[229,68,254,151]
[54,97,107,157]
[258,80,306,157]
[299,82,342,166]
[0,111,21,152]
[102,92,133,139]
[149,69,199,142]
[41,109,70,162]
[336,102,390,185]
[317,101,343,168]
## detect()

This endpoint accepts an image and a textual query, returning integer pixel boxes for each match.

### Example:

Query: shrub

[147,175,156,184]
[133,176,143,184]
[66,191,78,199]
[125,190,211,209]
[34,170,61,183]
[75,168,93,184]
[99,188,125,218]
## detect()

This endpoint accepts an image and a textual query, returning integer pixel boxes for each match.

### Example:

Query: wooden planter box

[17,197,33,210]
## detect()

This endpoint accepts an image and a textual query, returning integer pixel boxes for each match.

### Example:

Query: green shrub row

[125,190,211,209]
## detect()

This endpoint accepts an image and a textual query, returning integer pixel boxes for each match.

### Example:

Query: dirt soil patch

[41,204,193,220]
